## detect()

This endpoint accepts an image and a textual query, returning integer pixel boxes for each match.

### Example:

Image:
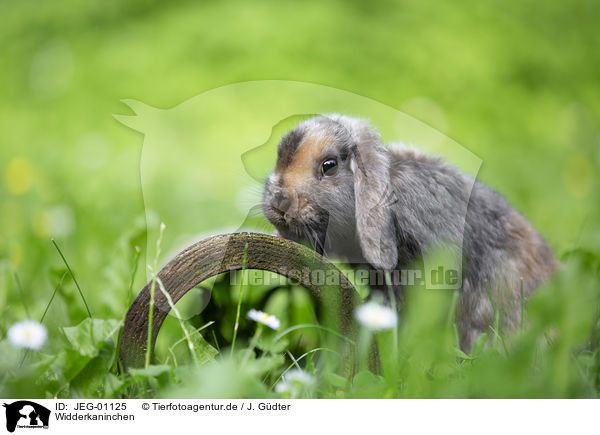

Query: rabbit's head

[263,114,398,270]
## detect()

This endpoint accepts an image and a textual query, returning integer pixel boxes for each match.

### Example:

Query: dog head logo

[3,401,50,432]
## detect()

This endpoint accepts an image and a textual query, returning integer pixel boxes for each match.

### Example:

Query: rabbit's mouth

[263,197,330,255]
[265,213,328,256]
[280,215,329,256]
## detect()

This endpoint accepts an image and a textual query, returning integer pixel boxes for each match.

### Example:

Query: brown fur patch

[279,133,329,190]
[504,210,559,290]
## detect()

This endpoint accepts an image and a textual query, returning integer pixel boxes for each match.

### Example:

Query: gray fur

[263,114,559,351]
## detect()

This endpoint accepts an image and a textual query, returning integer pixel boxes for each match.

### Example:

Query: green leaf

[186,322,218,365]
[126,365,176,395]
[69,343,115,397]
[61,318,122,357]
[168,320,218,365]
[102,373,126,398]
[60,349,93,383]
[29,353,59,378]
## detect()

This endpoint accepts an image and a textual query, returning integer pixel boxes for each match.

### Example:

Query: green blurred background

[0,0,599,396]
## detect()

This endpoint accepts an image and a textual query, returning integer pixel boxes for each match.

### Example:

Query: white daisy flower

[355,302,398,331]
[247,309,280,330]
[275,369,315,397]
[7,320,47,350]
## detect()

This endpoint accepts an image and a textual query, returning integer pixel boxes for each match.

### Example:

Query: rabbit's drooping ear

[346,120,398,271]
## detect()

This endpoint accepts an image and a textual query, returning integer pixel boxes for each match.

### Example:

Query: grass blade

[127,245,142,306]
[13,272,31,318]
[270,347,338,389]
[274,323,355,345]
[145,222,166,368]
[156,276,199,365]
[51,239,92,318]
[18,271,67,368]
[230,243,249,356]
[40,271,68,324]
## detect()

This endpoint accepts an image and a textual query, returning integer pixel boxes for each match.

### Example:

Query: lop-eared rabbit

[263,114,558,351]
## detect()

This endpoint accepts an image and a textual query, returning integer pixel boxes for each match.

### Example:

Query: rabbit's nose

[279,198,292,214]
[273,192,292,214]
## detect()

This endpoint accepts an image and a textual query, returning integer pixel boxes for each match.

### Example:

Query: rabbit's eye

[320,158,338,177]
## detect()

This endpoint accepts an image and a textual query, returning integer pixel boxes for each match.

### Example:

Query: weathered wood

[119,232,358,370]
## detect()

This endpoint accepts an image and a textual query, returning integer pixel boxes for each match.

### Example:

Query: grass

[230,243,249,356]
[145,222,165,368]
[0,0,599,398]
[0,222,599,399]
[51,239,92,318]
